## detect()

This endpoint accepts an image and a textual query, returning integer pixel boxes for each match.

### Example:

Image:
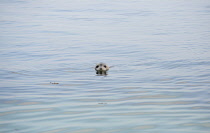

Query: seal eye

[96,65,99,68]
[104,65,106,68]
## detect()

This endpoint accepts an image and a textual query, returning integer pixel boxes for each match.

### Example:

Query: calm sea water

[1,0,210,133]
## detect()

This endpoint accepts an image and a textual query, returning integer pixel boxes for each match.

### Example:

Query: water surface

[0,0,210,133]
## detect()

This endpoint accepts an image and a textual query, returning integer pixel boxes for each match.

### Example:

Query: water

[0,0,210,133]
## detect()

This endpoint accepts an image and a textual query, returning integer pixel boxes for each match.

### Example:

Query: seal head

[95,63,109,75]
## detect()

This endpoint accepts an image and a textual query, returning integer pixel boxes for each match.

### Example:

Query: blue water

[1,0,210,133]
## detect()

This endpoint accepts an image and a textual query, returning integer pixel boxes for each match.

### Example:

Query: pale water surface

[0,0,210,133]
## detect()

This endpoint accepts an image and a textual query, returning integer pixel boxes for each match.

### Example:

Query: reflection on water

[1,0,210,133]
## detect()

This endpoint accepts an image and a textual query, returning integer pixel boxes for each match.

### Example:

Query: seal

[95,63,109,75]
